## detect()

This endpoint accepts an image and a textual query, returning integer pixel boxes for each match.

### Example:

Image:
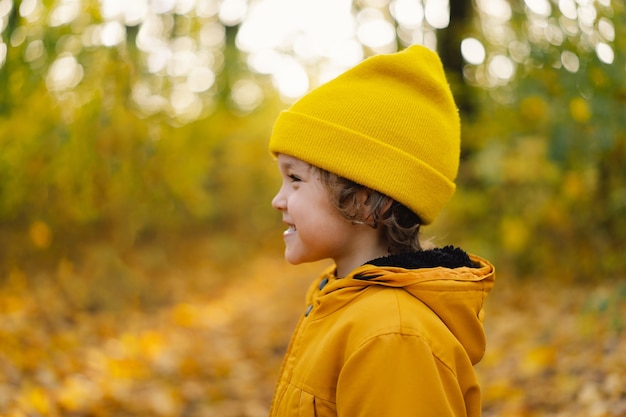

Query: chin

[284,250,314,266]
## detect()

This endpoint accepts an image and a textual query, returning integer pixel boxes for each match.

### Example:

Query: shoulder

[334,285,450,347]
[333,287,469,380]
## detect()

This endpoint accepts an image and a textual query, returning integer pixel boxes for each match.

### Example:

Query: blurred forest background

[1,0,625,416]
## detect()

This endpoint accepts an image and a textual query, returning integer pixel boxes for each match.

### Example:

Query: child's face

[271,154,365,271]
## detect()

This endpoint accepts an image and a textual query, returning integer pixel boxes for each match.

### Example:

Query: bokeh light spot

[150,0,176,15]
[218,0,247,27]
[272,56,309,100]
[124,1,149,26]
[508,40,531,63]
[170,84,202,120]
[0,41,6,69]
[230,79,263,112]
[390,0,424,29]
[461,37,486,65]
[476,0,512,21]
[561,50,580,72]
[524,0,551,16]
[0,0,13,19]
[48,0,81,27]
[46,54,84,91]
[200,22,225,48]
[597,17,615,42]
[101,21,126,47]
[595,42,614,64]
[357,9,396,49]
[24,39,45,62]
[488,54,515,81]
[187,67,215,93]
[19,0,38,18]
[558,0,577,19]
[424,0,450,29]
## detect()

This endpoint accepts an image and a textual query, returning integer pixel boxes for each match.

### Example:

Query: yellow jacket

[269,250,495,417]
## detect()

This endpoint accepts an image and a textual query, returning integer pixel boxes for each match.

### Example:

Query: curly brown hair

[314,167,424,254]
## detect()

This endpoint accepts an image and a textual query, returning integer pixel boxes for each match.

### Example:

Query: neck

[334,231,389,278]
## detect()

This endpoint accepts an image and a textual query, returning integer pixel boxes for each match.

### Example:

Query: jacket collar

[362,245,476,275]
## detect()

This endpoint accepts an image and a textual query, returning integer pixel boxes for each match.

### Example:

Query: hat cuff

[269,111,455,224]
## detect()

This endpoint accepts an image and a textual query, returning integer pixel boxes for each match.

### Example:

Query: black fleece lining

[365,245,476,270]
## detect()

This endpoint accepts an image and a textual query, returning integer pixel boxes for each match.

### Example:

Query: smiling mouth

[284,224,297,235]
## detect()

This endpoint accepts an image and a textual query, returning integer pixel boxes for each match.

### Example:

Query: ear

[360,190,393,222]
[378,196,393,216]
[355,188,370,206]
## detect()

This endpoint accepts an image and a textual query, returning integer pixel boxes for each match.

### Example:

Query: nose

[272,185,286,211]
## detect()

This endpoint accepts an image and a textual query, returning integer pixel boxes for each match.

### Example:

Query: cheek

[306,199,350,232]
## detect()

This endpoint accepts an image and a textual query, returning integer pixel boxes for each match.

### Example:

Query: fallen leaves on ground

[478,279,626,417]
[0,254,624,416]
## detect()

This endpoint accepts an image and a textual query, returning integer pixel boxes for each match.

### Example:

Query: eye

[288,174,302,182]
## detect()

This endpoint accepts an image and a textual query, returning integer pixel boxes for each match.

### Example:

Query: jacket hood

[312,247,495,364]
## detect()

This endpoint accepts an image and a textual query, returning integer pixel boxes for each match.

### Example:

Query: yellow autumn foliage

[519,95,549,125]
[0,253,624,416]
[1,2,625,416]
[569,97,592,123]
[500,217,530,254]
[28,221,52,249]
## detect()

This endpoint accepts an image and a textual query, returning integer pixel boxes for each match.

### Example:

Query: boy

[269,44,495,417]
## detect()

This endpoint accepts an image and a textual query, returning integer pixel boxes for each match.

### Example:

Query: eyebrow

[279,158,310,171]
[278,161,294,174]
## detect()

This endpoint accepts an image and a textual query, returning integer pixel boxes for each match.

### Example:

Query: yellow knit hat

[269,45,460,225]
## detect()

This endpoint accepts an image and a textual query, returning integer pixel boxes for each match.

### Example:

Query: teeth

[288,225,296,231]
